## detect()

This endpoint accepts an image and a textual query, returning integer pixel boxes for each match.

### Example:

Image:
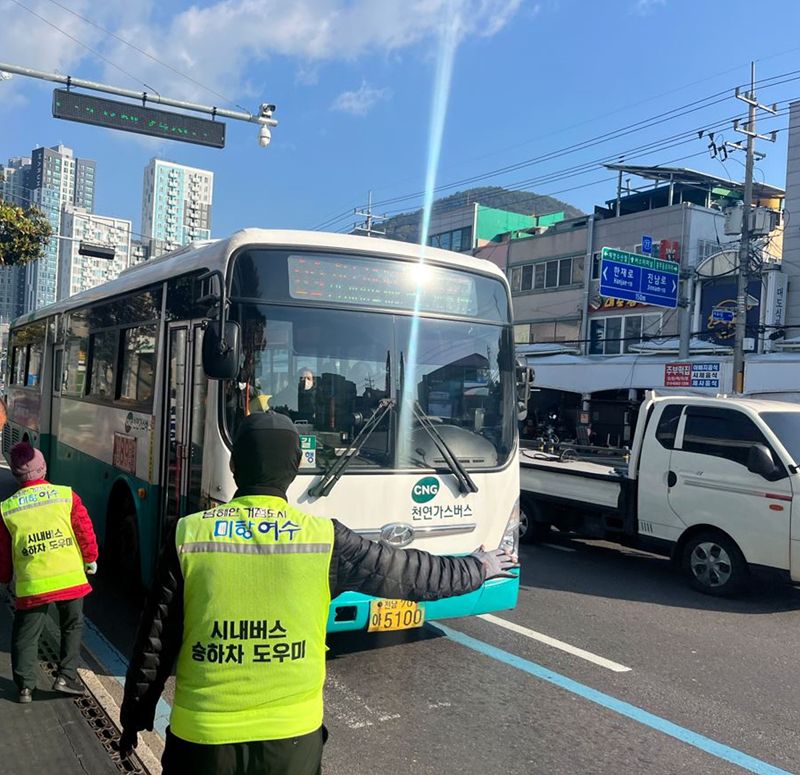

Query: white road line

[541,542,576,552]
[478,614,632,673]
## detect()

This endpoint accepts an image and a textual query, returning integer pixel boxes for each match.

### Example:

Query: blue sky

[2,0,800,242]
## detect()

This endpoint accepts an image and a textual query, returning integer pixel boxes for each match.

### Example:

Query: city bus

[4,229,521,632]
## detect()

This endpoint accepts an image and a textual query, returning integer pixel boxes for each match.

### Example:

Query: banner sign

[664,362,721,389]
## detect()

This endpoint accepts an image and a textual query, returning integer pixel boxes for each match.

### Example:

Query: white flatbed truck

[519,394,800,596]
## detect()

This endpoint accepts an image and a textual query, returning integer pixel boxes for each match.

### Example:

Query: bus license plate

[367,599,425,632]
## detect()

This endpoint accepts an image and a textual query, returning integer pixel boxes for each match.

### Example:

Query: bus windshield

[225,302,514,472]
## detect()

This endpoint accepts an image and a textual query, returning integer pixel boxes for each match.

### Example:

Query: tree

[0,201,53,267]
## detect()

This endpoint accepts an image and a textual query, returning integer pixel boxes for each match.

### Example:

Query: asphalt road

[81,534,800,775]
[4,459,796,774]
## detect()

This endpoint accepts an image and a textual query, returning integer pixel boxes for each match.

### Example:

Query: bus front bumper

[325,573,520,633]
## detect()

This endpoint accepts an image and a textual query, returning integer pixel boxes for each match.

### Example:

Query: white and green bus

[4,229,521,632]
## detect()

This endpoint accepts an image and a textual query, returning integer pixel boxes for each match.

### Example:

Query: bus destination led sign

[52,89,226,149]
[287,256,479,317]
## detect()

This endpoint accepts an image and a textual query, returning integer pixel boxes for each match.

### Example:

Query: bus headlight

[500,497,520,557]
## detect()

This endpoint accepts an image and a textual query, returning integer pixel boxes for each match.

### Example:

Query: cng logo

[412,476,440,503]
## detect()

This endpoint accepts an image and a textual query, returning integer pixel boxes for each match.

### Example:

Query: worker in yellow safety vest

[119,411,518,775]
[0,442,98,703]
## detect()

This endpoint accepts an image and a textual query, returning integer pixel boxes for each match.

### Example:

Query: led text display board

[52,89,226,148]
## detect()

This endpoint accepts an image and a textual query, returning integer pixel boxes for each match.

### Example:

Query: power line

[319,117,788,234]
[43,0,249,112]
[317,106,790,234]
[312,71,800,232]
[7,0,153,91]
[366,71,800,211]
[354,121,772,226]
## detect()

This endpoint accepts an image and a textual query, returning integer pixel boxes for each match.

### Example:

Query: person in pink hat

[0,442,98,703]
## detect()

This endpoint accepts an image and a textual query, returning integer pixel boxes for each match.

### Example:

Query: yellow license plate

[367,599,425,632]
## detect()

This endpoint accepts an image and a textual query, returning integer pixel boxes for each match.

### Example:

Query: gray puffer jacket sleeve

[329,519,486,600]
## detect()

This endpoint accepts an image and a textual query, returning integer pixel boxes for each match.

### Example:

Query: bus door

[163,321,208,536]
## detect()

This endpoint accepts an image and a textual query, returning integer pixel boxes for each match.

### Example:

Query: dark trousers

[11,597,84,690]
[162,726,325,775]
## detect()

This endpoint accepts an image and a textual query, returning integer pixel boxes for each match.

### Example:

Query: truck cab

[632,396,800,594]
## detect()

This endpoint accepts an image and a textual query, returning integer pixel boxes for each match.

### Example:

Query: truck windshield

[760,411,800,466]
[224,301,514,472]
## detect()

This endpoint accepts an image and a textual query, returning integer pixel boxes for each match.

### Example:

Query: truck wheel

[519,500,551,544]
[681,531,748,597]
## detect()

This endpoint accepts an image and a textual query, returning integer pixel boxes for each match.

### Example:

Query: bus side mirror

[516,360,533,421]
[202,321,242,380]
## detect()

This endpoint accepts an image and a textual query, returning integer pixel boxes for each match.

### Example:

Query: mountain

[379,186,584,244]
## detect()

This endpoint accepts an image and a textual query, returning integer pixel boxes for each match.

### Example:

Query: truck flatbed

[519,449,625,511]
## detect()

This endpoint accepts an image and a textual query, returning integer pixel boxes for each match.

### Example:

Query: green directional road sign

[599,247,679,308]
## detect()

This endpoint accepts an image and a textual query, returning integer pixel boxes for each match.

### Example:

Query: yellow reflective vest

[172,495,334,745]
[0,484,87,599]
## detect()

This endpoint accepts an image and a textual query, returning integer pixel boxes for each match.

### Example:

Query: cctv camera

[258,124,271,148]
[259,103,276,117]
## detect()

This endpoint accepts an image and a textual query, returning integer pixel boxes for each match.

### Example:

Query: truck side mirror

[202,321,242,380]
[747,443,777,479]
[515,360,533,421]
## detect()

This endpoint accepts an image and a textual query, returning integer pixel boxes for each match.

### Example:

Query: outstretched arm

[330,519,500,601]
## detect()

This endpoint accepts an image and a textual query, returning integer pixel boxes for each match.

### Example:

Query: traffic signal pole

[0,61,277,130]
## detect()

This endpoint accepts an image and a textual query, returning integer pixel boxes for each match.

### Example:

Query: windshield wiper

[308,398,395,498]
[411,402,478,495]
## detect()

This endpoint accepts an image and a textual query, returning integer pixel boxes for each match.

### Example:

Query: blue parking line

[432,623,793,775]
[83,617,171,738]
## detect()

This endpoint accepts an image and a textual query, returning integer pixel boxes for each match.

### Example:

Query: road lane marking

[434,623,793,775]
[326,675,401,729]
[478,614,631,673]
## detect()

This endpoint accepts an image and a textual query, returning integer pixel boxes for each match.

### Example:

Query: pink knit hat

[9,442,47,483]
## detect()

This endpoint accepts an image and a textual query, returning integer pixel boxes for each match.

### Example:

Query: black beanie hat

[231,411,301,492]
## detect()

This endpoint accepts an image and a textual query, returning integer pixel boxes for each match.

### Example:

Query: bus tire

[105,488,142,595]
[680,530,749,597]
[519,498,551,544]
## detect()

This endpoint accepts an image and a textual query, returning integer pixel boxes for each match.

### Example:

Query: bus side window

[63,338,88,397]
[11,346,26,386]
[87,331,119,400]
[27,341,42,388]
[119,325,157,406]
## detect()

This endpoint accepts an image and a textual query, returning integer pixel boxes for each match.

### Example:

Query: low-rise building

[496,165,784,357]
[489,165,785,445]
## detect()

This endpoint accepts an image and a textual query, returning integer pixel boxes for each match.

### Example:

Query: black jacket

[120,508,485,734]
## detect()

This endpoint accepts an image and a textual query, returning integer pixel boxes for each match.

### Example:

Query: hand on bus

[471,546,519,579]
[85,562,97,575]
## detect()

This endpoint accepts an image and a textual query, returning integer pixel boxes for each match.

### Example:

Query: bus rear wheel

[105,489,142,596]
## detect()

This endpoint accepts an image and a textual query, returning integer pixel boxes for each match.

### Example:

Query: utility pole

[354,191,386,237]
[727,63,777,394]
